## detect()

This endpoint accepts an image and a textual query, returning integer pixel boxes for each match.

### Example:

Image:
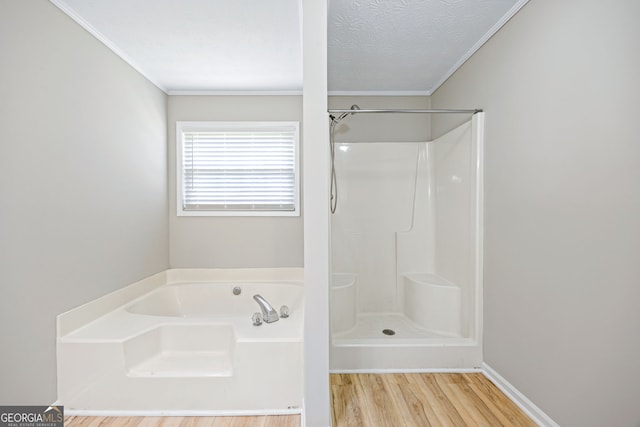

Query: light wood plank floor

[64,415,300,427]
[331,373,537,427]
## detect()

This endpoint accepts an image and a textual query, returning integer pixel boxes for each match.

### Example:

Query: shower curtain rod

[327,108,482,114]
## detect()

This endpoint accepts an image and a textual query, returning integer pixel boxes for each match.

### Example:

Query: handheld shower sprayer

[329,104,360,213]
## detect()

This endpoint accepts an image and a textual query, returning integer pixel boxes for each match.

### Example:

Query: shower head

[332,104,360,124]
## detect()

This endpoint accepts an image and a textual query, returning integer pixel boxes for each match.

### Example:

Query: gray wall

[432,0,640,425]
[0,1,168,404]
[168,96,304,268]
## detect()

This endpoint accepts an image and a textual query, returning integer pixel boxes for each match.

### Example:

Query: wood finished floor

[64,373,536,427]
[331,373,537,427]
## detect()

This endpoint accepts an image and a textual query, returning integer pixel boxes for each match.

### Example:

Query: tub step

[127,350,233,378]
[123,324,235,378]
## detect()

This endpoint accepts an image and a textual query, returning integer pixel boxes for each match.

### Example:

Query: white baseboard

[330,367,482,374]
[481,363,559,427]
[63,408,301,417]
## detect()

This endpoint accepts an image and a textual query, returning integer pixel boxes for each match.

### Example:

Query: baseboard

[481,363,559,427]
[63,408,302,417]
[330,367,482,374]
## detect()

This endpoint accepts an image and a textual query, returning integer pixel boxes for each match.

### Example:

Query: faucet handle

[280,305,290,318]
[252,312,263,326]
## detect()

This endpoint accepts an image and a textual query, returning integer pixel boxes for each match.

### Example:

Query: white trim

[473,112,485,350]
[328,90,431,97]
[168,90,303,96]
[49,0,168,94]
[299,399,306,427]
[330,367,482,374]
[429,0,530,94]
[481,363,560,427]
[63,408,302,417]
[301,0,331,424]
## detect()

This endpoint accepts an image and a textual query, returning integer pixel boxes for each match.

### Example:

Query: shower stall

[329,109,484,370]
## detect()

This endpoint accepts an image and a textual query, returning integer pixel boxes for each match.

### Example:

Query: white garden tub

[57,268,303,415]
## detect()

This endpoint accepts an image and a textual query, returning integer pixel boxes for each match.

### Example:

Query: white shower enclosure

[330,113,484,370]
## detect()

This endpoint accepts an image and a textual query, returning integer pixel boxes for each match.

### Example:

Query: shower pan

[330,111,484,371]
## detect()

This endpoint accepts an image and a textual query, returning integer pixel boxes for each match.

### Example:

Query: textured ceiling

[329,0,526,94]
[51,0,527,94]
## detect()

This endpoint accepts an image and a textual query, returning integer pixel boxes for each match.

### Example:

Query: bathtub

[57,268,304,415]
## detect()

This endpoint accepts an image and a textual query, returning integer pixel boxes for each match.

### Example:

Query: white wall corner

[481,363,560,427]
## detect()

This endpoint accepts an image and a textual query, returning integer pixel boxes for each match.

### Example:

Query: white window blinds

[177,122,299,216]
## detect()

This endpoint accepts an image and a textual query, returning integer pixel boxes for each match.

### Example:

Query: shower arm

[327,108,482,115]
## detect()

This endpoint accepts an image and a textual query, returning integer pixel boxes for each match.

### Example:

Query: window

[176,121,300,216]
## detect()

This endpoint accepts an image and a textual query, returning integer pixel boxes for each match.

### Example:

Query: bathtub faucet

[253,294,279,323]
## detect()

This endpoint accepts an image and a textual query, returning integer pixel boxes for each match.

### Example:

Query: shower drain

[382,329,396,336]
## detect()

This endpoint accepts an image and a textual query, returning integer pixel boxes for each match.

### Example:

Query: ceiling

[51,0,527,95]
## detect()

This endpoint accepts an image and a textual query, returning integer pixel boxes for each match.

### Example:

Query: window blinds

[180,123,299,213]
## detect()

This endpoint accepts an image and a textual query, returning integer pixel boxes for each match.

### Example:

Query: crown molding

[328,90,431,97]
[168,90,303,96]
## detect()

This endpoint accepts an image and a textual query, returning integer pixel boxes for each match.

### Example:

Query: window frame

[176,121,300,217]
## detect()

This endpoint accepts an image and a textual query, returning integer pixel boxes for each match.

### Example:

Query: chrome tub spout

[253,294,279,323]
